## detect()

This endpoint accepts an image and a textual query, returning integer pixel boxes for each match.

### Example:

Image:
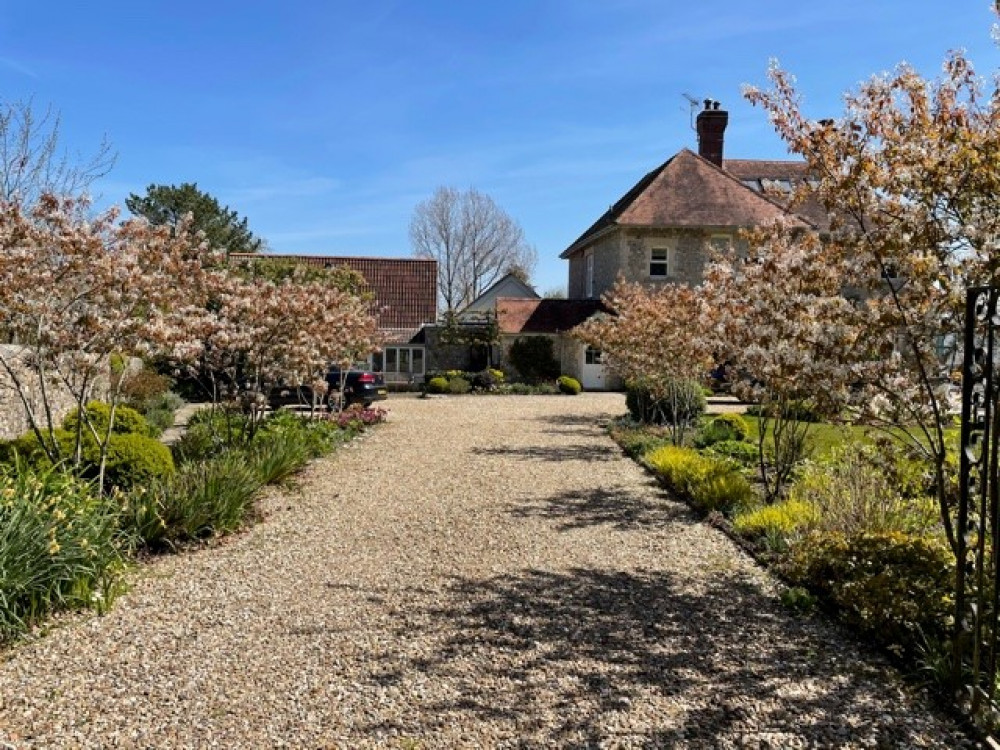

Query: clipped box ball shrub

[696,414,750,447]
[0,427,173,492]
[626,377,706,426]
[426,376,449,394]
[645,444,754,514]
[448,376,471,394]
[63,401,151,437]
[557,375,582,395]
[101,433,175,490]
[783,531,954,654]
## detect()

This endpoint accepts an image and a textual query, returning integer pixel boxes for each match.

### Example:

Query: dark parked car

[326,369,388,407]
[268,369,388,410]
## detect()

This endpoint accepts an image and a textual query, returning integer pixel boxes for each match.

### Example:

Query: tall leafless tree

[0,98,116,205]
[409,186,537,314]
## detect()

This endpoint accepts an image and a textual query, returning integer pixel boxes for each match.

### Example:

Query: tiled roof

[724,159,831,231]
[229,254,437,330]
[562,149,816,258]
[496,297,607,335]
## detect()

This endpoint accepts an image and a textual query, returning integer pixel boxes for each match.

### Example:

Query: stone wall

[567,232,623,299]
[0,346,118,440]
[620,228,748,289]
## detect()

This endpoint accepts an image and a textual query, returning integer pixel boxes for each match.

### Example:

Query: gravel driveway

[0,394,973,748]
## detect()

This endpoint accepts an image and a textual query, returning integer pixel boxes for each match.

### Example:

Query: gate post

[955,285,1000,721]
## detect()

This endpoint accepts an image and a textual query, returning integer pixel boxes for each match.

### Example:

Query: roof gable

[461,272,539,315]
[229,253,438,330]
[562,149,815,257]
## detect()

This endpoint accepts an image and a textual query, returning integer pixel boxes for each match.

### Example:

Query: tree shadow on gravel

[471,444,620,463]
[360,567,957,747]
[509,484,690,531]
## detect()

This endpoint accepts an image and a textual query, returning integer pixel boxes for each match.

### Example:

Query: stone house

[551,100,825,388]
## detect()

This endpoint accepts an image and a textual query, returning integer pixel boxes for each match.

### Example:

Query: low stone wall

[0,346,116,440]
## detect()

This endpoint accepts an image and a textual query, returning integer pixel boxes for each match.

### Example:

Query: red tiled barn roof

[229,254,437,330]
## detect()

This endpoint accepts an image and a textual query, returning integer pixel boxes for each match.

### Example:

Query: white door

[580,346,606,390]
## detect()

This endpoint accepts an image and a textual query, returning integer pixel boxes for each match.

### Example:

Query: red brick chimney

[696,99,728,167]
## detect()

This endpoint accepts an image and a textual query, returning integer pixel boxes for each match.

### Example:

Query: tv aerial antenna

[682,93,700,130]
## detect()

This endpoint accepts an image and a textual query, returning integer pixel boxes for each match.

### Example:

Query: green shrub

[0,466,125,641]
[783,531,954,655]
[557,375,582,395]
[508,337,561,384]
[609,426,672,460]
[127,453,263,546]
[63,401,150,438]
[780,586,817,614]
[746,400,824,423]
[705,439,758,467]
[427,376,449,394]
[101,433,175,490]
[448,376,471,394]
[789,443,939,536]
[172,408,252,462]
[645,445,754,514]
[120,368,172,408]
[247,430,311,484]
[732,499,817,550]
[1,426,173,492]
[696,414,750,447]
[0,428,75,469]
[138,391,185,437]
[625,377,706,426]
[258,409,349,459]
[494,382,559,395]
[469,369,500,391]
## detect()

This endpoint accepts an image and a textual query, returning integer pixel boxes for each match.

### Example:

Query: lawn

[742,416,958,460]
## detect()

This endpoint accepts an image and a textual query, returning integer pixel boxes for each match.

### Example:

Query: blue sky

[1,1,998,295]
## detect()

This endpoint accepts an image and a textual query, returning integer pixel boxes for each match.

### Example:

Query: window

[378,346,425,376]
[709,234,732,254]
[650,247,672,278]
[585,347,603,365]
[585,252,595,298]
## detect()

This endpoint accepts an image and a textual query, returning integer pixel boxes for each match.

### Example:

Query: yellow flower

[48,539,61,555]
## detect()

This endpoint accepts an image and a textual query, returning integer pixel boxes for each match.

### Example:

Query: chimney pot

[696,100,728,167]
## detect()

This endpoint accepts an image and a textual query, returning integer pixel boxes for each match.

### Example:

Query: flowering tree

[574,279,714,444]
[168,270,381,433]
[702,226,862,501]
[0,194,210,486]
[731,48,1000,547]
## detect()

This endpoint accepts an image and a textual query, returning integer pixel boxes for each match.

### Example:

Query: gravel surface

[0,393,976,748]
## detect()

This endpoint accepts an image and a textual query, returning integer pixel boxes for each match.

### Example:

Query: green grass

[742,416,867,459]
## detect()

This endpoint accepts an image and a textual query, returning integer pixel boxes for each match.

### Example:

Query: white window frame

[709,233,732,254]
[584,347,603,366]
[649,244,676,278]
[376,346,425,376]
[585,251,595,298]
